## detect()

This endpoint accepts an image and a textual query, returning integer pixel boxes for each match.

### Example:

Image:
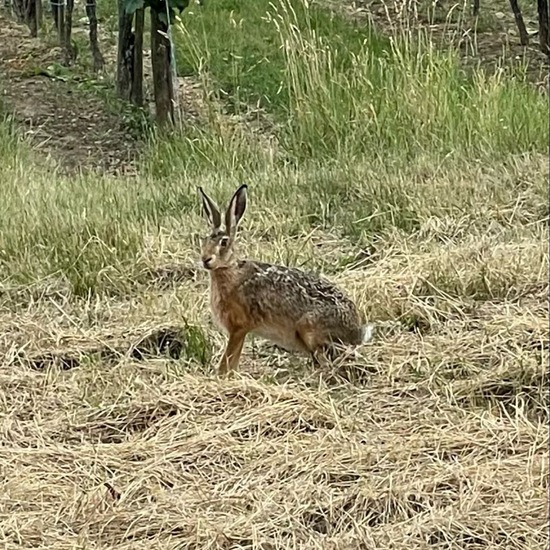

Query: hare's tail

[361,323,375,344]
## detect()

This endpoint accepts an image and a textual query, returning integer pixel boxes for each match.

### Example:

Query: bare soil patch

[0,9,141,174]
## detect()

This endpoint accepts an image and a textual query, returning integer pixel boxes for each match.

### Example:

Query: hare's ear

[198,187,222,229]
[225,184,248,235]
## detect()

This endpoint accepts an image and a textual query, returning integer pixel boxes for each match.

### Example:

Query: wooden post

[117,0,134,100]
[63,0,76,64]
[150,6,175,125]
[36,0,42,29]
[85,0,104,72]
[132,6,145,106]
[165,4,181,125]
[509,0,529,45]
[11,0,23,22]
[51,0,65,45]
[538,0,549,56]
[10,0,37,35]
[26,0,38,36]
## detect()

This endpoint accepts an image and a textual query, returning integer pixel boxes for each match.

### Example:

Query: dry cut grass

[0,365,546,549]
[0,160,547,549]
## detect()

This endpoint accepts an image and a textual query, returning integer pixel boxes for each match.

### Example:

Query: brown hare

[198,184,374,375]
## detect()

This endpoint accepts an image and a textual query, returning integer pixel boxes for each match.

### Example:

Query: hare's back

[238,260,359,320]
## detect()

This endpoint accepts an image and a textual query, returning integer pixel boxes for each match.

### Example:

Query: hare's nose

[202,257,214,269]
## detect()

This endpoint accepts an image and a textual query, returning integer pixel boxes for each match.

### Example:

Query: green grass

[0,107,24,168]
[175,0,387,115]
[170,0,547,166]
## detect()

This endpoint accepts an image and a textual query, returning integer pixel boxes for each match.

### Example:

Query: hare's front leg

[218,329,248,375]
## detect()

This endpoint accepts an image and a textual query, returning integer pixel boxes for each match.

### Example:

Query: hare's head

[198,184,248,270]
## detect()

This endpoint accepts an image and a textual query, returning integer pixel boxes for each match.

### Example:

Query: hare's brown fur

[198,184,373,375]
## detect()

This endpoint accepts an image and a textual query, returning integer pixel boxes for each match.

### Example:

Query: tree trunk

[509,0,529,45]
[131,7,145,106]
[85,0,104,72]
[150,7,175,125]
[116,0,134,100]
[538,0,550,56]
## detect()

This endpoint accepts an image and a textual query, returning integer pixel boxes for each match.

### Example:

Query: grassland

[0,0,548,548]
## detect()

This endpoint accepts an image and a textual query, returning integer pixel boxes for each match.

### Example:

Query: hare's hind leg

[295,316,330,368]
[218,329,248,375]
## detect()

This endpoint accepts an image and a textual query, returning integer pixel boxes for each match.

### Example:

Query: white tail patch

[361,323,375,344]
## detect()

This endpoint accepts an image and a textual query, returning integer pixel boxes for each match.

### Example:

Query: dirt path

[0,9,141,175]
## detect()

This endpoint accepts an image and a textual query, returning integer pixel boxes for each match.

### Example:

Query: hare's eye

[220,236,229,247]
